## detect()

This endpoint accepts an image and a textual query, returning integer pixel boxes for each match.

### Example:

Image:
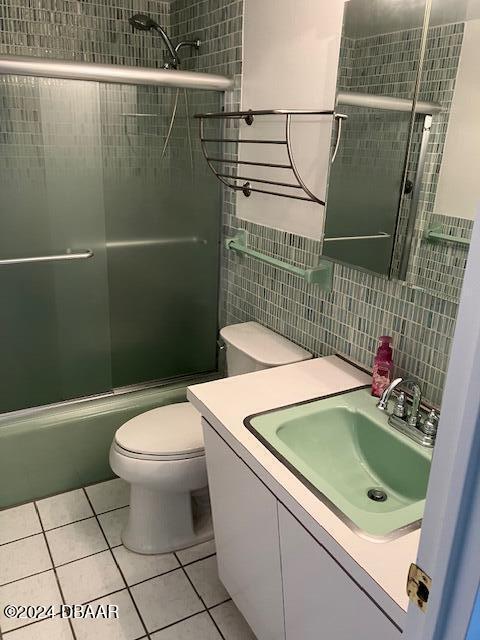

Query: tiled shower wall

[172,0,460,407]
[0,0,170,66]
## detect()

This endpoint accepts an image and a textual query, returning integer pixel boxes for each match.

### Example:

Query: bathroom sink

[244,388,432,540]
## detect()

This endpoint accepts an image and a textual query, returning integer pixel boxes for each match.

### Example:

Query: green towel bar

[425,227,471,247]
[225,231,333,290]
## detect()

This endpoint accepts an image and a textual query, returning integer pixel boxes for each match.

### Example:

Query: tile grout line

[0,503,129,549]
[0,531,43,549]
[54,552,226,604]
[174,551,227,640]
[2,484,227,638]
[32,502,78,640]
[62,567,232,610]
[81,488,151,640]
[0,565,53,590]
[178,551,217,569]
[146,608,221,637]
[1,532,217,593]
[0,476,120,515]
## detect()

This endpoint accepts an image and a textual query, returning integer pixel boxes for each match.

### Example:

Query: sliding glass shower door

[100,84,221,388]
[0,76,221,413]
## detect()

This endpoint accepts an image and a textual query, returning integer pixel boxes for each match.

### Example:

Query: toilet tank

[220,322,312,377]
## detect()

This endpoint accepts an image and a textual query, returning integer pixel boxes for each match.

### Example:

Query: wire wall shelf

[194,109,347,205]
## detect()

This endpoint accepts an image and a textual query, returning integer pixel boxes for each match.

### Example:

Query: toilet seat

[114,402,204,461]
[112,441,205,462]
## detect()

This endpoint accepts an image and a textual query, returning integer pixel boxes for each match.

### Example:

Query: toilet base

[121,484,213,555]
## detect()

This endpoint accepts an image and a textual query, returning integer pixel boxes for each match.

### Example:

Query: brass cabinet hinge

[407,563,432,612]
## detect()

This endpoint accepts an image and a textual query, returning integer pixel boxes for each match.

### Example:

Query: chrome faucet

[377,377,438,447]
[377,377,422,426]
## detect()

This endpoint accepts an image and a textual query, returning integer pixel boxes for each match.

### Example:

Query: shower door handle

[0,250,94,265]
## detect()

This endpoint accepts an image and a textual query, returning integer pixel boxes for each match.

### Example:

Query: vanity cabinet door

[202,420,285,640]
[278,505,401,640]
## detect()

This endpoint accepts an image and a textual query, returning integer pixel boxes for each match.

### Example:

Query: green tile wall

[0,0,170,66]
[172,0,461,407]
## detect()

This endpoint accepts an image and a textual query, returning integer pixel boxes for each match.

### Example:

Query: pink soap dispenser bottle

[372,336,393,398]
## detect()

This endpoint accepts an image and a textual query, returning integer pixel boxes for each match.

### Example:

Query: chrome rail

[0,55,233,91]
[0,250,94,266]
[337,91,442,115]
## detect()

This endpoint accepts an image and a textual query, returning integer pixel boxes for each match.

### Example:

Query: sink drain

[367,488,388,502]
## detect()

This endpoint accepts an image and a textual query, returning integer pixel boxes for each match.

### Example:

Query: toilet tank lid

[220,322,312,367]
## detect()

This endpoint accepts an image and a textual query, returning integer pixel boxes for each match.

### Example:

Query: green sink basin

[245,388,432,540]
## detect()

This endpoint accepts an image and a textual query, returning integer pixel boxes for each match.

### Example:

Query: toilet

[110,321,312,554]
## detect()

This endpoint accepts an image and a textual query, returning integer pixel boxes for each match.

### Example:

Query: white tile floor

[0,479,256,640]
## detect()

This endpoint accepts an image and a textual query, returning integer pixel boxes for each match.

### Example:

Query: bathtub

[0,374,218,509]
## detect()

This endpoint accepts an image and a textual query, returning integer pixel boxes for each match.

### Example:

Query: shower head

[129,13,179,68]
[128,13,158,31]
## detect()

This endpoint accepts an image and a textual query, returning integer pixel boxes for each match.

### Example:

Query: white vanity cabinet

[278,505,401,640]
[203,420,285,640]
[203,419,402,640]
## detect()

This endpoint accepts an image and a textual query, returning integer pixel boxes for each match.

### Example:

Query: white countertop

[188,356,420,619]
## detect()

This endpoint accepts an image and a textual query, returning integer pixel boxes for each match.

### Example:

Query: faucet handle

[421,410,439,437]
[392,392,407,419]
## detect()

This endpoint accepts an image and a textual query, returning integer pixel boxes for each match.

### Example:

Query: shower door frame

[0,57,233,417]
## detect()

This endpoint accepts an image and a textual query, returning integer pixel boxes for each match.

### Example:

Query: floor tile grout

[178,551,217,568]
[0,540,215,590]
[0,530,43,549]
[33,502,78,640]
[82,488,152,640]
[0,566,52,589]
[1,611,63,636]
[0,476,122,516]
[1,480,234,640]
[208,597,233,611]
[76,562,230,608]
[175,553,227,640]
[0,503,129,549]
[146,608,216,637]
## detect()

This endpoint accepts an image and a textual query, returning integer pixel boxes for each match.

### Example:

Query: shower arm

[175,40,202,56]
[152,25,180,68]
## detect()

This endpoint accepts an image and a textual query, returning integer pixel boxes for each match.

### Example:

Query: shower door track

[0,371,219,422]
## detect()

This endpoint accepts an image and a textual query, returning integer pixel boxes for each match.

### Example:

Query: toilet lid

[115,402,204,458]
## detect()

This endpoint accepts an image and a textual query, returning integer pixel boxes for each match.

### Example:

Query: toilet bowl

[110,322,312,555]
[109,402,212,554]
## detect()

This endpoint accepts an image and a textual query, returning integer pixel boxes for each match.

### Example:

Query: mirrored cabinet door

[392,0,479,302]
[322,0,429,276]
